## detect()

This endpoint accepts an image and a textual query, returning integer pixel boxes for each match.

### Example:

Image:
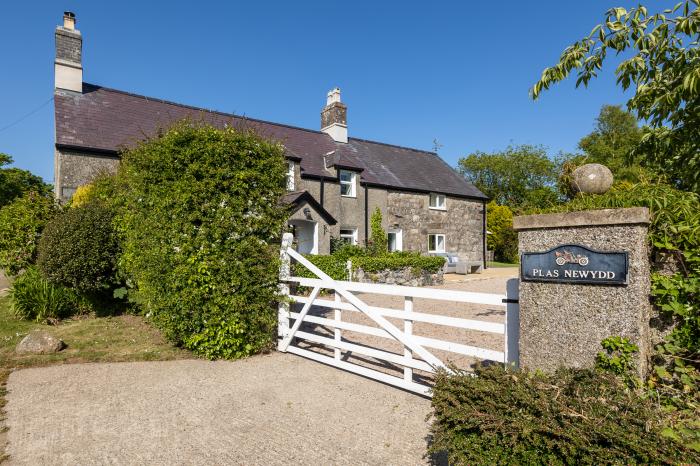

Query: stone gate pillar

[512,207,651,375]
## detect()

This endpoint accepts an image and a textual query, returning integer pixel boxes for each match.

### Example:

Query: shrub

[116,122,288,359]
[37,202,120,295]
[0,191,58,276]
[429,365,698,465]
[10,267,80,322]
[367,207,387,255]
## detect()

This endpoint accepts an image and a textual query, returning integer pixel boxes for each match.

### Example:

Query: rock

[571,163,614,194]
[16,331,65,354]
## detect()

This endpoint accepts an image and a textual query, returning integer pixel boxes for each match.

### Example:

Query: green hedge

[292,254,348,281]
[116,122,289,359]
[352,252,445,274]
[291,250,445,280]
[430,365,699,465]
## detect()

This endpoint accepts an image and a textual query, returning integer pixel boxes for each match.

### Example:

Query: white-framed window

[286,161,295,191]
[340,227,358,245]
[387,229,403,252]
[339,170,356,197]
[428,234,446,253]
[429,193,446,210]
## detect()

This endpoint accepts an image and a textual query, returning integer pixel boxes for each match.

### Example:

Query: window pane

[340,183,351,196]
[437,235,445,251]
[340,171,352,182]
[388,233,396,251]
[429,235,435,251]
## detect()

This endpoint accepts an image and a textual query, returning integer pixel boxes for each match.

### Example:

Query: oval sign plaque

[521,244,628,286]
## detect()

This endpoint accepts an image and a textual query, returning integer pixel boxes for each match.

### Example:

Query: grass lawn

[0,294,191,462]
[487,261,519,268]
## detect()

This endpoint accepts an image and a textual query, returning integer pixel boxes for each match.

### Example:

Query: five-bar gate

[278,233,519,396]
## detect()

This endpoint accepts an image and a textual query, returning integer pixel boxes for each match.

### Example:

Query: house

[53,12,488,264]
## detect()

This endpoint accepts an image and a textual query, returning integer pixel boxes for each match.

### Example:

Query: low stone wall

[353,267,444,287]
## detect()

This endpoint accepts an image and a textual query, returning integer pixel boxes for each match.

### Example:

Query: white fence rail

[277,233,519,396]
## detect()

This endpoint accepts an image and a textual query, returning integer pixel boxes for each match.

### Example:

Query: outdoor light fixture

[303,207,312,219]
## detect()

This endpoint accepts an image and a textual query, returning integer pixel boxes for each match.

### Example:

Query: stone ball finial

[571,163,614,194]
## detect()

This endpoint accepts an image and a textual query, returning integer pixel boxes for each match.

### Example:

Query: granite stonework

[353,266,444,287]
[298,169,485,261]
[513,208,651,376]
[54,148,119,201]
[386,191,484,261]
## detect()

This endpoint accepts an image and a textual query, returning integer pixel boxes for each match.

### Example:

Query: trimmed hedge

[430,365,699,465]
[352,252,445,274]
[292,250,445,281]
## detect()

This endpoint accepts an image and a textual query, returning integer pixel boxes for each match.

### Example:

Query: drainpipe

[364,185,369,246]
[320,178,325,206]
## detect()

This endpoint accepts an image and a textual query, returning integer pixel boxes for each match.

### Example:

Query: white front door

[289,220,318,254]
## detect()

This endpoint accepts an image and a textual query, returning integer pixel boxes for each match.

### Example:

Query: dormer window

[429,193,446,210]
[339,170,356,197]
[286,161,295,191]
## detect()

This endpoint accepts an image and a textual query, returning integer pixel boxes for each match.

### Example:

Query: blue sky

[1,1,664,183]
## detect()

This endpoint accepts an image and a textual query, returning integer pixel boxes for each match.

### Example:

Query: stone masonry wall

[353,267,444,287]
[54,148,120,202]
[386,191,484,261]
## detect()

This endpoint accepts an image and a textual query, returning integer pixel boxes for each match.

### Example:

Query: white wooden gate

[277,233,519,396]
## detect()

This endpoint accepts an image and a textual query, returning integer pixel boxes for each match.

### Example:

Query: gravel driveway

[6,356,432,465]
[5,270,516,465]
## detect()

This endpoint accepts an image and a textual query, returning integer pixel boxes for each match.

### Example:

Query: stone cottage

[53,12,488,263]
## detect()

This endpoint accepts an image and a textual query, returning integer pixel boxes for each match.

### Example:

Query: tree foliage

[116,122,289,359]
[0,191,58,276]
[531,2,700,193]
[458,144,562,209]
[486,201,518,263]
[0,153,51,209]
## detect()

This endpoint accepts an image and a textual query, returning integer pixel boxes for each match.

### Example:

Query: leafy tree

[486,201,518,263]
[559,105,652,197]
[458,144,562,209]
[0,153,51,208]
[531,2,700,193]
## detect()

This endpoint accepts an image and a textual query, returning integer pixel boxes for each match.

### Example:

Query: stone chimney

[55,12,83,92]
[321,88,347,143]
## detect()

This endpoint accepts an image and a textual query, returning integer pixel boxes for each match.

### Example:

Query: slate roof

[55,84,487,200]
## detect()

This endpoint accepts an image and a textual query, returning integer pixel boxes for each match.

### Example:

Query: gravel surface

[6,356,433,465]
[5,271,516,465]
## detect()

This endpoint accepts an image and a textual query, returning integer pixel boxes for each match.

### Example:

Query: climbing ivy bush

[116,122,289,359]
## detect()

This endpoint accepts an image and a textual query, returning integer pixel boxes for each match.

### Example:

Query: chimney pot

[321,88,348,143]
[63,11,76,30]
